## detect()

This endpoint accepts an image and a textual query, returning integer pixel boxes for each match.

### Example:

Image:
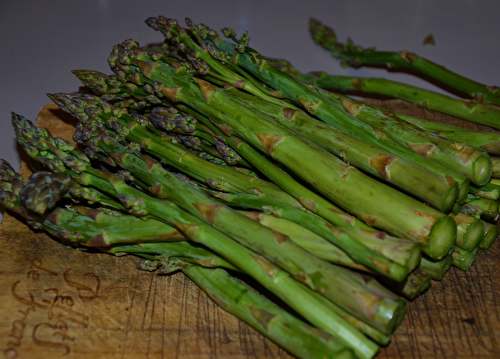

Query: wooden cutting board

[0,101,499,359]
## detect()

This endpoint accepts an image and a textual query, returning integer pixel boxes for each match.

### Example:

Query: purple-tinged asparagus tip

[20,172,75,214]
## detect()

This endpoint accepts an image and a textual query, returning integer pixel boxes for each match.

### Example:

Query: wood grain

[0,101,499,359]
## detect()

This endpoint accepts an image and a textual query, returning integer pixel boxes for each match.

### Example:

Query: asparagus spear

[0,159,192,248]
[100,143,409,332]
[452,247,478,271]
[65,78,414,276]
[242,211,370,271]
[432,131,500,156]
[380,269,432,300]
[392,112,470,132]
[79,33,442,256]
[461,197,500,221]
[310,74,500,130]
[491,157,500,178]
[2,155,393,350]
[134,241,396,346]
[0,158,370,357]
[307,86,471,203]
[290,277,393,346]
[148,106,255,169]
[390,116,500,160]
[469,183,500,200]
[269,56,490,192]
[420,255,454,280]
[309,18,500,106]
[267,58,500,157]
[453,213,486,251]
[113,242,239,271]
[480,222,499,250]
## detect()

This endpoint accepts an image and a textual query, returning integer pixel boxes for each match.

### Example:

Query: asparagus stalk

[491,157,500,178]
[309,18,500,106]
[333,268,405,326]
[452,247,478,271]
[420,254,453,280]
[392,112,469,132]
[3,170,361,359]
[293,278,393,346]
[148,106,255,169]
[18,180,379,359]
[306,73,500,130]
[96,33,442,252]
[453,213,486,251]
[142,242,396,346]
[461,197,500,221]
[1,156,390,350]
[481,222,499,250]
[432,131,500,156]
[101,145,408,332]
[381,269,432,300]
[112,242,239,271]
[268,59,500,164]
[236,200,424,299]
[223,85,459,212]
[0,159,191,248]
[0,161,367,359]
[469,183,500,200]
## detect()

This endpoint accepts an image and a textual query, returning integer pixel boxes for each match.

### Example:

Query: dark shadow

[46,107,79,128]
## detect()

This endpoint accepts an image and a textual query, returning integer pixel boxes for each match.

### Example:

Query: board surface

[0,101,499,359]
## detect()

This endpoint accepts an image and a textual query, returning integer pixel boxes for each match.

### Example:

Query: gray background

[1,0,499,216]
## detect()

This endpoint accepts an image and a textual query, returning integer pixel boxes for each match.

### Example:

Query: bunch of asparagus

[1,15,498,359]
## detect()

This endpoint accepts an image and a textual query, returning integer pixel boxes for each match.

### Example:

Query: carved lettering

[32,321,73,355]
[63,270,100,302]
[5,257,101,357]
[30,258,58,276]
